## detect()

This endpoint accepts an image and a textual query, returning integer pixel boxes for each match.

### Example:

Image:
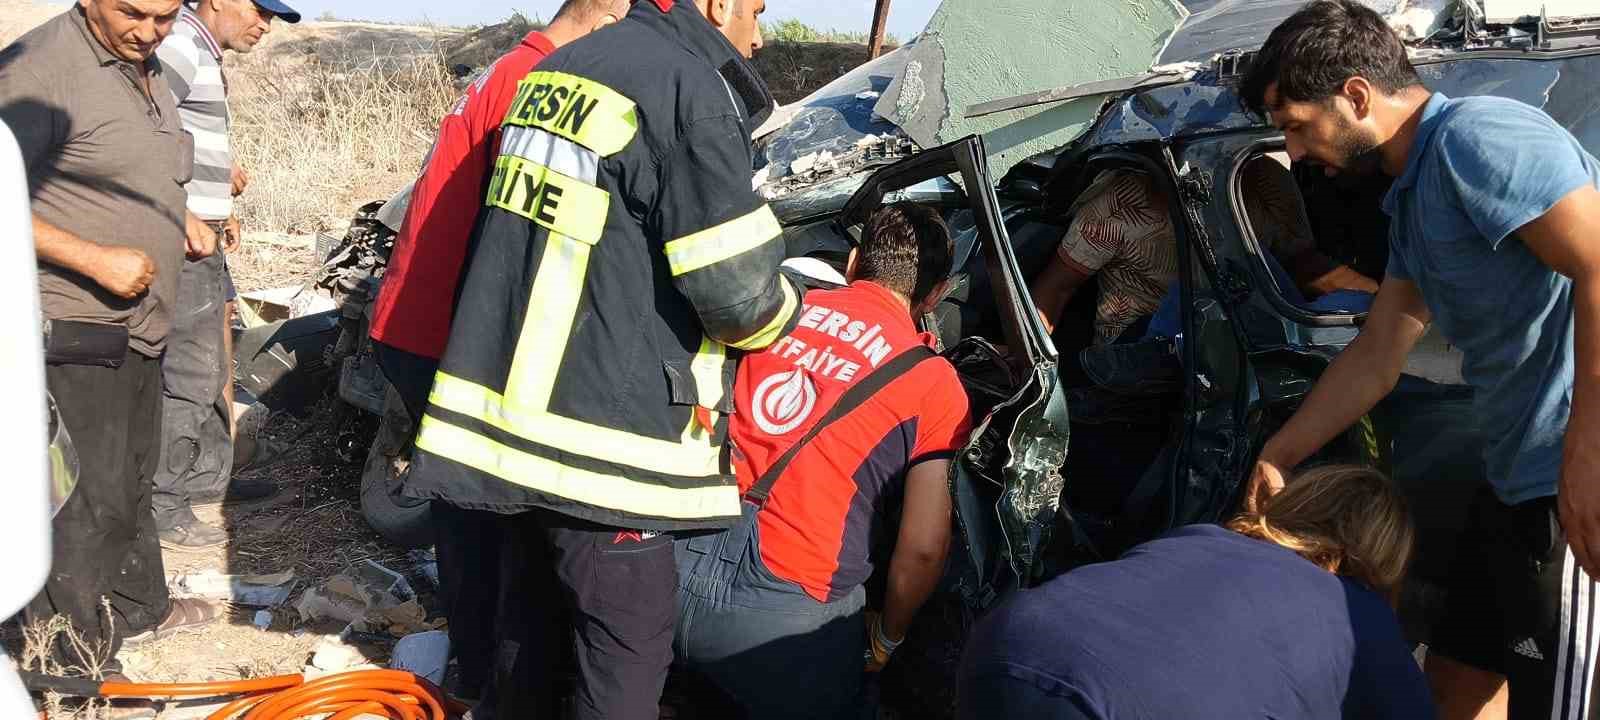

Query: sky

[286,0,943,41]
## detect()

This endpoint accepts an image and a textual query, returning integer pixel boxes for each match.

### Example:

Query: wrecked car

[268,0,1600,713]
[747,0,1600,712]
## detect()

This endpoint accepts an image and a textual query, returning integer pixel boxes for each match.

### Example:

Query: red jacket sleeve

[369,47,548,358]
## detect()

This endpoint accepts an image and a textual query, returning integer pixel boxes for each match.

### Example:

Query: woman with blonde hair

[957,465,1436,719]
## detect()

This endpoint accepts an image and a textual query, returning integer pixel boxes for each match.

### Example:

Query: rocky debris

[353,559,415,602]
[166,569,297,607]
[310,637,367,672]
[294,561,442,638]
[409,548,440,589]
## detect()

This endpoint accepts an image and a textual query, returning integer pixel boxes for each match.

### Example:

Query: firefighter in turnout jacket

[406,0,796,716]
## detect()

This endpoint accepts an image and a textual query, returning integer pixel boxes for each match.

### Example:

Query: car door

[1156,140,1260,529]
[834,135,1069,605]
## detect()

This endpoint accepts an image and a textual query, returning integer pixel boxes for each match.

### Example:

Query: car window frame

[837,135,1068,592]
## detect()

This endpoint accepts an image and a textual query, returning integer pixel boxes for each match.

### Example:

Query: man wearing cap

[152,0,299,550]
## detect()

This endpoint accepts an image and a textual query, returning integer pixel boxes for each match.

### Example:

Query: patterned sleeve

[1242,156,1315,258]
[1056,170,1162,275]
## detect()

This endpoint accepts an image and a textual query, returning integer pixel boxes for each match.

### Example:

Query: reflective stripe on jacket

[407,0,801,531]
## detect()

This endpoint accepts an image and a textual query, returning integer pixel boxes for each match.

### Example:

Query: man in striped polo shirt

[153,0,299,550]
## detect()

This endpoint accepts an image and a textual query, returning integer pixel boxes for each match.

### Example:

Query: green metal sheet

[875,0,1187,180]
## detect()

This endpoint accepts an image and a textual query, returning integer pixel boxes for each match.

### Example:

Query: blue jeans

[673,503,868,720]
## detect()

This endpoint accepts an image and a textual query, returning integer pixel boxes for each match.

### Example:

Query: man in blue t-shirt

[1242,2,1600,719]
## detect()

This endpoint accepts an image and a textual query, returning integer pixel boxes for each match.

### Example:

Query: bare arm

[882,458,953,641]
[1518,186,1600,579]
[1029,257,1092,335]
[34,215,154,300]
[1247,157,1379,298]
[231,163,249,197]
[1254,274,1431,494]
[1287,249,1381,296]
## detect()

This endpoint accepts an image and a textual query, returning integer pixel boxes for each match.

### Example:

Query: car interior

[775,143,1464,567]
[1237,146,1467,386]
[783,160,1179,552]
[1237,150,1386,320]
[779,157,1201,554]
[942,150,1402,555]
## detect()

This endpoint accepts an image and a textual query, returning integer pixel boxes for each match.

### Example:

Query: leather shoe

[158,521,227,552]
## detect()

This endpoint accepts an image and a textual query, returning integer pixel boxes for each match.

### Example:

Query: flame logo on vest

[751,369,818,435]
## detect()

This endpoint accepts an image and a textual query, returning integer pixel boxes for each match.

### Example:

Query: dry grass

[227,232,320,294]
[0,0,64,46]
[754,41,882,105]
[228,24,460,236]
[18,605,118,719]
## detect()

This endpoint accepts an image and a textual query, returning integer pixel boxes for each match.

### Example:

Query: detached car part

[317,186,435,549]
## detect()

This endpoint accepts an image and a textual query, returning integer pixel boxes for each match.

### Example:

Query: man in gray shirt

[0,0,219,672]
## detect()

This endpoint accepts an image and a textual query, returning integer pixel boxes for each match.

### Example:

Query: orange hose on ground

[242,670,448,720]
[328,701,395,720]
[209,691,275,719]
[86,669,466,720]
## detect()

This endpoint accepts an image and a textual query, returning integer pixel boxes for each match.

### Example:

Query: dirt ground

[108,400,421,718]
[0,4,868,716]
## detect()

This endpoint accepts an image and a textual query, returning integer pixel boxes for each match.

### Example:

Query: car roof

[1067,49,1600,158]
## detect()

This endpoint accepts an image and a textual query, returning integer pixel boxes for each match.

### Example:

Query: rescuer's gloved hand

[864,611,903,673]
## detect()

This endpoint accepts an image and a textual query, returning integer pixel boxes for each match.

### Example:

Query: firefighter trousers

[492,507,677,720]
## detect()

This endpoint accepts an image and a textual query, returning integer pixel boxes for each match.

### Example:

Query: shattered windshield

[754,45,912,182]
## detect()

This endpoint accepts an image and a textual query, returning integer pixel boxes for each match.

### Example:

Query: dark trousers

[475,511,563,719]
[674,504,868,720]
[492,508,677,720]
[152,249,234,530]
[372,341,502,698]
[432,502,501,695]
[27,355,170,670]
